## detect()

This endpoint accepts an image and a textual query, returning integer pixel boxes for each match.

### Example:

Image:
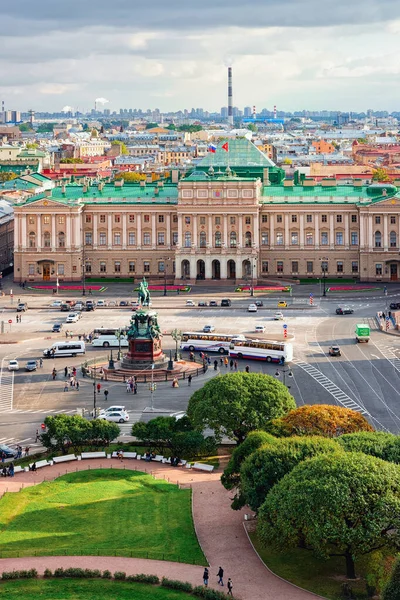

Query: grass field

[0,470,206,564]
[0,578,194,600]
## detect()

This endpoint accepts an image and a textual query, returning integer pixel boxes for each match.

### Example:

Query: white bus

[229,339,293,363]
[180,332,246,354]
[43,341,86,358]
[92,328,129,348]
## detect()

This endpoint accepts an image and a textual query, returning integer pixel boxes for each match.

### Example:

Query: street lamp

[320,257,328,297]
[275,367,293,388]
[248,257,258,297]
[171,328,182,361]
[92,366,97,418]
[163,258,171,297]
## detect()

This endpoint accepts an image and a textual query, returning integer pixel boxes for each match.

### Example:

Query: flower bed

[28,285,107,292]
[235,285,291,293]
[327,285,380,292]
[134,285,191,292]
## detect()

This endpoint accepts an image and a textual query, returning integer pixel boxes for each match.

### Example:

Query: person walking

[188,374,192,386]
[35,429,39,443]
[63,382,69,392]
[203,568,209,587]
[234,360,238,371]
[52,368,57,380]
[76,380,80,391]
[126,382,131,393]
[227,578,233,596]
[245,365,250,373]
[214,359,218,371]
[133,382,137,395]
[104,389,109,402]
[217,566,224,586]
[224,357,228,369]
[25,446,30,457]
[230,359,233,371]
[39,358,43,368]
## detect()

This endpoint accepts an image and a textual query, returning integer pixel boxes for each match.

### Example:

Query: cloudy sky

[1,0,400,113]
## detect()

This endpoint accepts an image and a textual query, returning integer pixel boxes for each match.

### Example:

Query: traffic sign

[8,319,12,324]
[283,324,288,329]
[309,293,313,297]
[41,423,46,430]
[386,316,390,321]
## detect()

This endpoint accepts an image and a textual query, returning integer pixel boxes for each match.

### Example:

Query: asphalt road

[1,289,400,454]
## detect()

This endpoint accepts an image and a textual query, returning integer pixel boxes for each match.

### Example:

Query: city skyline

[1,1,400,112]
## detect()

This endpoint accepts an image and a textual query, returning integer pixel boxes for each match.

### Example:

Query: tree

[239,436,340,511]
[221,430,276,491]
[145,122,158,129]
[187,373,296,444]
[41,414,120,454]
[337,431,400,464]
[382,556,400,600]
[247,123,257,132]
[0,172,17,182]
[36,122,54,133]
[282,158,292,165]
[114,172,146,182]
[177,124,202,133]
[25,142,39,149]
[267,404,373,438]
[111,141,128,155]
[257,452,400,579]
[60,158,84,164]
[372,168,390,182]
[167,124,176,130]
[18,122,32,132]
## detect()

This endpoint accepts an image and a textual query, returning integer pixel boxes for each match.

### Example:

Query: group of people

[63,366,80,392]
[203,567,233,596]
[15,314,22,323]
[125,376,138,394]
[1,464,15,477]
[144,451,156,462]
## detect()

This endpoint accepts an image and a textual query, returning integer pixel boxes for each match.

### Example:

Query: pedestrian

[39,358,43,368]
[234,360,238,371]
[25,446,30,457]
[217,566,224,586]
[230,359,233,371]
[97,383,101,393]
[188,374,192,386]
[1,452,5,463]
[126,382,131,393]
[64,382,69,392]
[203,568,209,587]
[207,356,211,365]
[220,357,223,366]
[227,578,233,596]
[245,365,250,373]
[118,449,123,461]
[35,429,39,443]
[72,367,77,377]
[30,462,36,472]
[133,382,137,395]
[172,377,179,388]
[104,389,109,402]
[52,368,57,380]
[65,331,68,338]
[76,380,80,391]
[382,312,386,320]
[224,357,228,368]
[214,359,218,371]
[100,368,104,381]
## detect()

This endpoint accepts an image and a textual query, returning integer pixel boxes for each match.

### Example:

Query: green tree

[41,414,119,453]
[111,141,128,155]
[18,122,32,132]
[145,122,158,129]
[167,123,176,130]
[221,430,276,491]
[60,158,84,164]
[382,556,400,600]
[177,124,202,133]
[114,172,146,182]
[239,436,340,511]
[337,431,400,464]
[247,123,257,132]
[90,419,120,447]
[36,122,54,133]
[257,452,400,579]
[187,373,296,444]
[0,172,17,182]
[372,168,390,182]
[26,142,39,149]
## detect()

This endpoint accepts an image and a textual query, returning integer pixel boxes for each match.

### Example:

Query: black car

[255,300,264,307]
[221,299,231,307]
[198,301,208,307]
[390,302,400,310]
[0,444,16,459]
[209,300,218,307]
[60,304,71,312]
[119,301,128,307]
[336,307,354,315]
[52,323,63,333]
[86,301,96,311]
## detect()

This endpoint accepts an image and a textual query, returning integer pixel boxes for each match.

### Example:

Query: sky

[1,0,400,114]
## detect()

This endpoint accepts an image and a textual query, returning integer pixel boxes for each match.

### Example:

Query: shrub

[114,571,126,580]
[337,432,400,464]
[102,570,112,579]
[192,585,229,599]
[161,577,193,592]
[62,568,86,578]
[126,574,160,584]
[382,556,400,600]
[43,568,53,578]
[84,569,101,578]
[1,569,38,580]
[54,568,65,578]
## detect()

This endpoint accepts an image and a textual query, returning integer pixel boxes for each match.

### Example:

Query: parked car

[60,304,71,312]
[390,302,400,310]
[119,300,129,307]
[16,303,28,312]
[255,300,264,307]
[255,325,265,333]
[277,301,287,308]
[96,300,108,308]
[99,410,129,423]
[329,345,341,356]
[336,307,354,315]
[209,300,218,307]
[65,300,76,307]
[247,303,258,313]
[274,312,284,320]
[50,300,62,308]
[66,312,81,323]
[85,301,95,311]
[198,301,208,307]
[74,302,84,311]
[93,405,126,417]
[221,299,231,307]
[186,300,195,307]
[0,444,16,458]
[25,360,37,371]
[52,323,63,333]
[203,325,215,333]
[8,360,19,371]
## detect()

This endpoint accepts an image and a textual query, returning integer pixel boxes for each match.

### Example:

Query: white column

[75,215,81,248]
[151,214,156,248]
[205,256,212,279]
[238,214,243,248]
[193,214,198,248]
[177,214,183,248]
[299,214,305,248]
[344,213,350,248]
[360,214,365,249]
[284,214,289,249]
[137,214,142,248]
[384,214,388,251]
[270,213,274,249]
[208,215,212,246]
[122,214,127,249]
[329,214,334,248]
[36,215,41,252]
[223,215,228,248]
[14,214,19,248]
[66,216,71,249]
[107,214,112,249]
[236,258,243,278]
[189,255,196,279]
[314,216,319,249]
[166,214,171,247]
[51,215,56,251]
[20,215,26,249]
[93,213,98,249]
[368,215,373,250]
[253,212,259,248]
[221,258,227,279]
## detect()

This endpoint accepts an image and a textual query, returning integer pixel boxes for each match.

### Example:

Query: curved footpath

[0,459,321,600]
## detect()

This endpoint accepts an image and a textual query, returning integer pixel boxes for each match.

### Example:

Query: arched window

[184,231,192,248]
[375,231,382,248]
[245,231,252,247]
[230,231,237,248]
[390,231,397,248]
[29,232,36,248]
[215,231,221,247]
[43,231,51,248]
[58,232,65,248]
[199,231,207,247]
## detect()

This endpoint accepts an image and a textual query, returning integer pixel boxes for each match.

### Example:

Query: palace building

[12,138,400,284]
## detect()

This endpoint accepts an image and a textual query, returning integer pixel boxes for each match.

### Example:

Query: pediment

[369,196,400,208]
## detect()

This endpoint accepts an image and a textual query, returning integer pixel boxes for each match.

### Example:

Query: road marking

[0,367,14,412]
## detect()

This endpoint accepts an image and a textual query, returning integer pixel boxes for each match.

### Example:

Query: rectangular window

[261,232,268,245]
[291,215,297,223]
[376,263,382,276]
[352,261,358,273]
[115,215,121,223]
[307,261,313,274]
[143,233,151,245]
[43,216,50,225]
[114,261,121,272]
[114,232,121,245]
[158,215,164,223]
[306,214,312,223]
[100,215,106,223]
[85,263,91,273]
[215,217,221,225]
[337,261,343,273]
[276,215,282,223]
[173,215,178,223]
[321,232,328,245]
[375,216,381,225]
[29,216,35,225]
[129,214,135,223]
[129,261,135,273]
[72,266,76,273]
[44,236,51,248]
[185,216,191,224]
[172,232,178,245]
[128,232,135,245]
[158,232,165,245]
[306,232,313,245]
[58,216,65,224]
[245,216,251,225]
[351,232,358,245]
[292,261,298,273]
[276,232,284,245]
[321,214,327,223]
[321,261,328,273]
[277,261,284,273]
[336,232,343,245]
[57,264,65,275]
[99,232,106,246]
[144,215,150,223]
[28,264,35,275]
[85,215,92,224]
[158,261,165,272]
[336,215,342,223]
[144,261,150,273]
[391,216,396,224]
[200,217,206,225]
[261,215,268,223]
[85,232,92,245]
[291,232,299,245]
[262,261,269,273]
[351,214,357,223]
[100,262,106,273]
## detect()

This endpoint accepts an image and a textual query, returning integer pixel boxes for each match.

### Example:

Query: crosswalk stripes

[0,371,14,412]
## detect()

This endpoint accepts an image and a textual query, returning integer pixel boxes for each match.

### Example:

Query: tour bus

[229,339,293,363]
[180,332,246,354]
[91,328,129,348]
[43,341,86,358]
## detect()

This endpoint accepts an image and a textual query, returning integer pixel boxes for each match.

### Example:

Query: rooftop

[262,183,398,204]
[197,138,276,169]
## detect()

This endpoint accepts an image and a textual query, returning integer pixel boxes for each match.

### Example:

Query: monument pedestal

[121,337,167,370]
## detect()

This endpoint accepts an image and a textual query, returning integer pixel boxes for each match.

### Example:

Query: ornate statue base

[120,309,167,370]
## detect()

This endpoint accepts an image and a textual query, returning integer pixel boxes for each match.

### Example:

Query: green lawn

[0,470,206,565]
[0,578,194,600]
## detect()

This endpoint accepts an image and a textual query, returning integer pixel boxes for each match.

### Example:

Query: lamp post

[248,257,257,297]
[171,328,182,361]
[92,366,97,418]
[275,367,293,388]
[116,328,122,361]
[163,258,171,296]
[320,257,328,297]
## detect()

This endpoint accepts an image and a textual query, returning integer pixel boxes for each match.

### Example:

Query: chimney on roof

[82,184,88,193]
[140,180,146,187]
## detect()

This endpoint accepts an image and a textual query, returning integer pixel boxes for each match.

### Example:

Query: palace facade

[13,139,400,284]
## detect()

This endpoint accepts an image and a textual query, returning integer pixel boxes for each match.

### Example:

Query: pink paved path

[0,459,321,600]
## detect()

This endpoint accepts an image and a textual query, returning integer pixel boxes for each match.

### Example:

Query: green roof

[261,184,398,205]
[197,138,276,169]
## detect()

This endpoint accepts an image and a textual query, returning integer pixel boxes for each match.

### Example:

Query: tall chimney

[227,67,233,127]
[274,105,277,120]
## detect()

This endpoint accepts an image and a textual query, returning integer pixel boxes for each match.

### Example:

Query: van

[43,341,86,358]
[355,324,370,343]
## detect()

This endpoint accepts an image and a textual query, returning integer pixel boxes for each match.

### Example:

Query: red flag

[222,142,229,152]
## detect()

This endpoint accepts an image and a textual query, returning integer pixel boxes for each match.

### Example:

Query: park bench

[80,452,106,460]
[29,460,50,470]
[136,454,142,460]
[153,455,164,462]
[111,451,137,459]
[13,466,24,473]
[192,462,214,473]
[53,454,77,464]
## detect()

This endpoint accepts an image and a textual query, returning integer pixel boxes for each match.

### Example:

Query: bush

[221,431,276,491]
[54,568,65,578]
[161,577,193,592]
[382,556,400,600]
[114,571,126,580]
[43,568,53,578]
[192,585,229,599]
[2,569,38,580]
[126,574,160,584]
[84,569,101,578]
[337,432,400,464]
[102,570,112,579]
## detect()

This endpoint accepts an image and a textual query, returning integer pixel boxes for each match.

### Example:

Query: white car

[8,359,19,371]
[96,300,108,308]
[247,304,258,313]
[274,312,284,320]
[99,410,129,423]
[186,300,195,307]
[74,302,84,311]
[50,300,62,308]
[99,405,126,415]
[66,312,81,323]
[255,325,265,333]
